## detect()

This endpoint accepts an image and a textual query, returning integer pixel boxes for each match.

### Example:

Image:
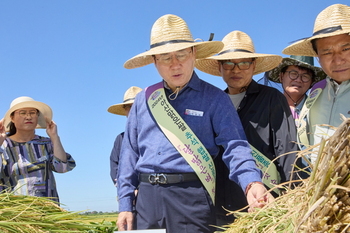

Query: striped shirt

[0,135,76,203]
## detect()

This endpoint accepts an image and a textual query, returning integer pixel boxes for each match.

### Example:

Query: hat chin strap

[169,86,181,100]
[282,84,305,107]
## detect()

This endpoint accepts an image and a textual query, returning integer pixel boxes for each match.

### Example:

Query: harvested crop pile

[0,193,115,232]
[223,117,350,233]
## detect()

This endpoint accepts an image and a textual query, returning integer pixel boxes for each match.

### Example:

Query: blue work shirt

[117,72,262,212]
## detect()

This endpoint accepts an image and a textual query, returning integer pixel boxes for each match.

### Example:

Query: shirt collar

[327,77,350,94]
[163,71,201,92]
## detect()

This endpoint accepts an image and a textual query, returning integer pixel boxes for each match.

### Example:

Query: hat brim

[195,52,282,76]
[283,31,350,57]
[4,101,53,132]
[268,58,327,85]
[107,99,135,116]
[124,41,224,69]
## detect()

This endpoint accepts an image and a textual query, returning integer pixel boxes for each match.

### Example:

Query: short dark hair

[311,39,318,54]
[7,112,16,137]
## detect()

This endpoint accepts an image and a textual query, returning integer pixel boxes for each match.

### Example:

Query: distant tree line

[80,211,118,215]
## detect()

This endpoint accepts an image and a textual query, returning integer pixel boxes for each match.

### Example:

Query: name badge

[185,109,203,117]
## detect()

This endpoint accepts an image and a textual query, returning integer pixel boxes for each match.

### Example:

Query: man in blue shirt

[117,14,272,233]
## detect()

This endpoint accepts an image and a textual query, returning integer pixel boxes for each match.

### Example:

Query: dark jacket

[215,80,303,222]
[110,132,124,184]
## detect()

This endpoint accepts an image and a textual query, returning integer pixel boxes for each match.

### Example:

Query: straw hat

[107,86,142,116]
[268,55,327,85]
[283,4,350,56]
[124,14,224,69]
[3,96,53,132]
[195,31,282,76]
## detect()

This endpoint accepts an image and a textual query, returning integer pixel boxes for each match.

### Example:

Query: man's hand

[246,182,274,212]
[117,211,134,231]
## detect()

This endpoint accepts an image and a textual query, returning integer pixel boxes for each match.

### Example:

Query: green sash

[298,79,327,147]
[250,144,280,194]
[146,82,216,203]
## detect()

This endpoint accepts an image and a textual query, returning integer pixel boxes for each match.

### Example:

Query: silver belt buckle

[148,173,167,184]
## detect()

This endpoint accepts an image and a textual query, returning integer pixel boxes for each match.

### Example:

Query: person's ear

[192,46,197,57]
[279,73,283,82]
[218,61,222,73]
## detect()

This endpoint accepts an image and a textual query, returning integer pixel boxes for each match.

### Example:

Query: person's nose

[332,52,346,66]
[170,55,181,67]
[25,113,32,119]
[294,75,303,82]
[231,64,240,73]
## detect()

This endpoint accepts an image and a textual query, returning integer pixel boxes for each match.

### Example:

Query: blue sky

[0,0,342,212]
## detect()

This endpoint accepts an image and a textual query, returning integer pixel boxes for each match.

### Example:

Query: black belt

[139,173,198,185]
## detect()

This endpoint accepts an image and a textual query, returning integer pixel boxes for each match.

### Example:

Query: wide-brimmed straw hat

[268,55,327,86]
[3,96,53,132]
[107,86,142,116]
[195,31,282,76]
[124,14,224,69]
[283,4,350,56]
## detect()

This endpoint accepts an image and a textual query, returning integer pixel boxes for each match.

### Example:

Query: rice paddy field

[0,193,118,232]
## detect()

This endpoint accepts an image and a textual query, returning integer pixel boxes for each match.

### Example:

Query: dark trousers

[135,180,216,233]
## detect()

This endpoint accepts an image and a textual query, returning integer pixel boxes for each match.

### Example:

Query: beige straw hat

[283,4,350,56]
[269,55,327,86]
[107,86,142,116]
[124,14,224,69]
[3,96,53,132]
[195,31,282,76]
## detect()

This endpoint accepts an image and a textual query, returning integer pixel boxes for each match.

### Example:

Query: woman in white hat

[0,96,76,203]
[196,30,305,225]
[268,55,326,121]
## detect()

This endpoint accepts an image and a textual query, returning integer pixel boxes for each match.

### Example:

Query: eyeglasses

[15,110,38,118]
[155,49,192,65]
[285,70,312,83]
[220,61,254,70]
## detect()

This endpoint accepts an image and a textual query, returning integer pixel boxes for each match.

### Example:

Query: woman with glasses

[196,30,305,225]
[268,55,326,121]
[0,96,75,204]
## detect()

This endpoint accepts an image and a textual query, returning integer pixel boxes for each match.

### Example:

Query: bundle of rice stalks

[0,192,116,232]
[222,117,350,233]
